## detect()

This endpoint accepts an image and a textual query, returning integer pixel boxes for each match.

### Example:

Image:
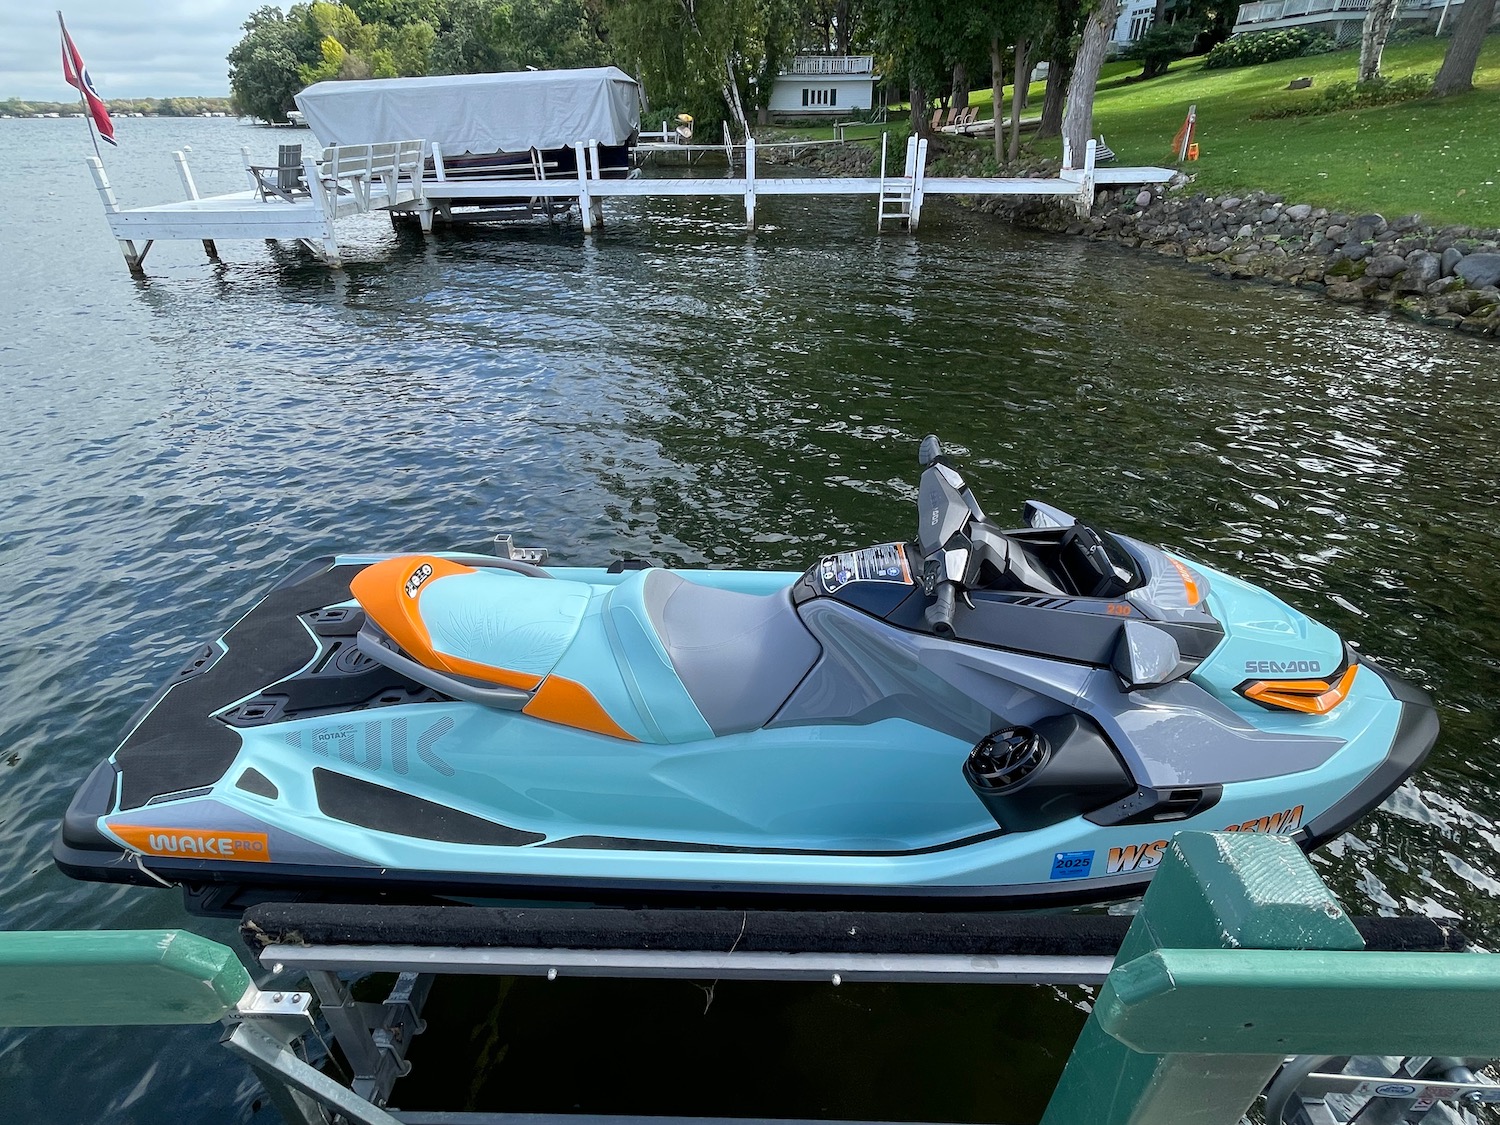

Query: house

[1230,0,1485,44]
[1112,0,1160,48]
[767,56,882,119]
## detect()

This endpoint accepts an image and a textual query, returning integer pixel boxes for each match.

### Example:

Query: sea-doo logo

[112,826,271,863]
[1223,804,1304,835]
[404,562,434,598]
[1244,659,1322,675]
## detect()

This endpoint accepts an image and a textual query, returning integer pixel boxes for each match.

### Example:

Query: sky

[2,2,273,100]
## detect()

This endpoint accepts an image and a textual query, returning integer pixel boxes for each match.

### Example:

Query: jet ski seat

[350,556,820,744]
[635,569,821,736]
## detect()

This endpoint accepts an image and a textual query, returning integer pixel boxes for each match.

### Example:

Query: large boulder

[1364,254,1407,280]
[1285,203,1313,222]
[1404,250,1442,287]
[1351,213,1387,241]
[1442,247,1465,277]
[1455,253,1500,289]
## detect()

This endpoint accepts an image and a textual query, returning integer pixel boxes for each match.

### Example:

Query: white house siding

[768,74,877,116]
[1113,0,1159,46]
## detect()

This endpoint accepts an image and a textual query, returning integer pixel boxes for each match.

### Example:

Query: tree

[605,0,788,141]
[1125,19,1199,79]
[228,5,320,122]
[1036,0,1083,138]
[1061,0,1123,166]
[1432,0,1498,95]
[1357,0,1400,83]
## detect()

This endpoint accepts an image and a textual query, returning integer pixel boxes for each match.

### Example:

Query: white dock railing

[86,130,1168,274]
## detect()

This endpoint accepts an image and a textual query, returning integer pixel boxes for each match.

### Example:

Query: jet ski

[55,437,1438,916]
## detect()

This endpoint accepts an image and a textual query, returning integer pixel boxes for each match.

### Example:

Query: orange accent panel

[524,676,637,741]
[1167,557,1202,606]
[350,556,543,691]
[1243,664,1359,715]
[113,825,272,863]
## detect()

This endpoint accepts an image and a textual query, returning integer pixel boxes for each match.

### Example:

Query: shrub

[1126,21,1204,79]
[1253,73,1434,118]
[1203,28,1337,69]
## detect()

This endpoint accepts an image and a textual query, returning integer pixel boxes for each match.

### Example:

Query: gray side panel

[773,600,1063,743]
[646,572,822,736]
[1082,673,1346,786]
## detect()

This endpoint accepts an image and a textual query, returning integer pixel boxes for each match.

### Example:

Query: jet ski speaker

[964,715,1136,832]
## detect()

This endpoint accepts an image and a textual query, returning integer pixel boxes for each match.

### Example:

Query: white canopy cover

[294,68,640,155]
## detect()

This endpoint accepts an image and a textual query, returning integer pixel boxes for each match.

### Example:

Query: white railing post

[744,134,756,230]
[173,151,200,200]
[574,141,593,232]
[87,156,151,275]
[302,153,341,265]
[1078,138,1098,219]
[910,137,929,230]
[431,141,447,182]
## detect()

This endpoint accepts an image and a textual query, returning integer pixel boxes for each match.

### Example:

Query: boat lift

[4,832,1498,1125]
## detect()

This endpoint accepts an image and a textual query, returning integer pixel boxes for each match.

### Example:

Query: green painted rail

[2,833,1498,1125]
[1041,831,1500,1125]
[0,928,250,1027]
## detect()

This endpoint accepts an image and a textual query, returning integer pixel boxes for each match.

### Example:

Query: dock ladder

[877,134,928,231]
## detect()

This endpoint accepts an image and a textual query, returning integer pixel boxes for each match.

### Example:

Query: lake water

[1,116,1497,1123]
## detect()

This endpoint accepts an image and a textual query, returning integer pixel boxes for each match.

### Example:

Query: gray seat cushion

[643,571,822,736]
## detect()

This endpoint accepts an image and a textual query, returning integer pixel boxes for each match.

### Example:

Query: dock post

[587,138,604,227]
[744,135,757,230]
[1078,138,1098,219]
[909,137,929,231]
[174,150,218,260]
[86,156,151,276]
[301,153,342,267]
[574,142,594,233]
[1039,833,1365,1125]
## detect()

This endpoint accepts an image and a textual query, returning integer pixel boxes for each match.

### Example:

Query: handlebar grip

[926,581,958,636]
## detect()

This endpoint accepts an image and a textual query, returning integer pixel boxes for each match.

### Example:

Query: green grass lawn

[1073,36,1500,226]
[779,35,1500,227]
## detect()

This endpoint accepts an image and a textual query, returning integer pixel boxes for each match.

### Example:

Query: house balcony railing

[786,55,875,76]
[1235,0,1431,26]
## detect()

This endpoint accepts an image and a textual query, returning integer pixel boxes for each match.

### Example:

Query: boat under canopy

[294,67,641,155]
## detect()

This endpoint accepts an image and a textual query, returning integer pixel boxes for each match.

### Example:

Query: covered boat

[295,68,640,206]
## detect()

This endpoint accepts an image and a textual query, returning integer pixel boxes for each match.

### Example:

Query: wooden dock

[86,133,1174,274]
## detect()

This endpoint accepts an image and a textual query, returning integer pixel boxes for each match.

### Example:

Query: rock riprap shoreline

[800,141,1500,335]
[971,159,1500,337]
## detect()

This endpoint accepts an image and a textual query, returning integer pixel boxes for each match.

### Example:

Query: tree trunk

[1061,0,1123,164]
[723,54,750,141]
[991,37,1006,164]
[1009,36,1030,163]
[1358,0,1401,83]
[1038,51,1070,138]
[835,0,851,55]
[1153,0,1169,24]
[910,82,929,137]
[1433,0,1498,95]
[952,62,970,109]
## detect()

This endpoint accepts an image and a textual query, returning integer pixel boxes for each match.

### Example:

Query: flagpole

[59,10,106,165]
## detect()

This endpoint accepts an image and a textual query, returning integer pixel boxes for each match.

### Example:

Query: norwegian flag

[59,13,117,146]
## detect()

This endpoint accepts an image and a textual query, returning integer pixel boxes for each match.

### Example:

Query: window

[830,87,837,105]
[802,87,809,106]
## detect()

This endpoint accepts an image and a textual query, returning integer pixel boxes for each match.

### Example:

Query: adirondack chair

[249,143,308,203]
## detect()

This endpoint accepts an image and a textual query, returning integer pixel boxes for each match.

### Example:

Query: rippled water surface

[2,117,1498,1123]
